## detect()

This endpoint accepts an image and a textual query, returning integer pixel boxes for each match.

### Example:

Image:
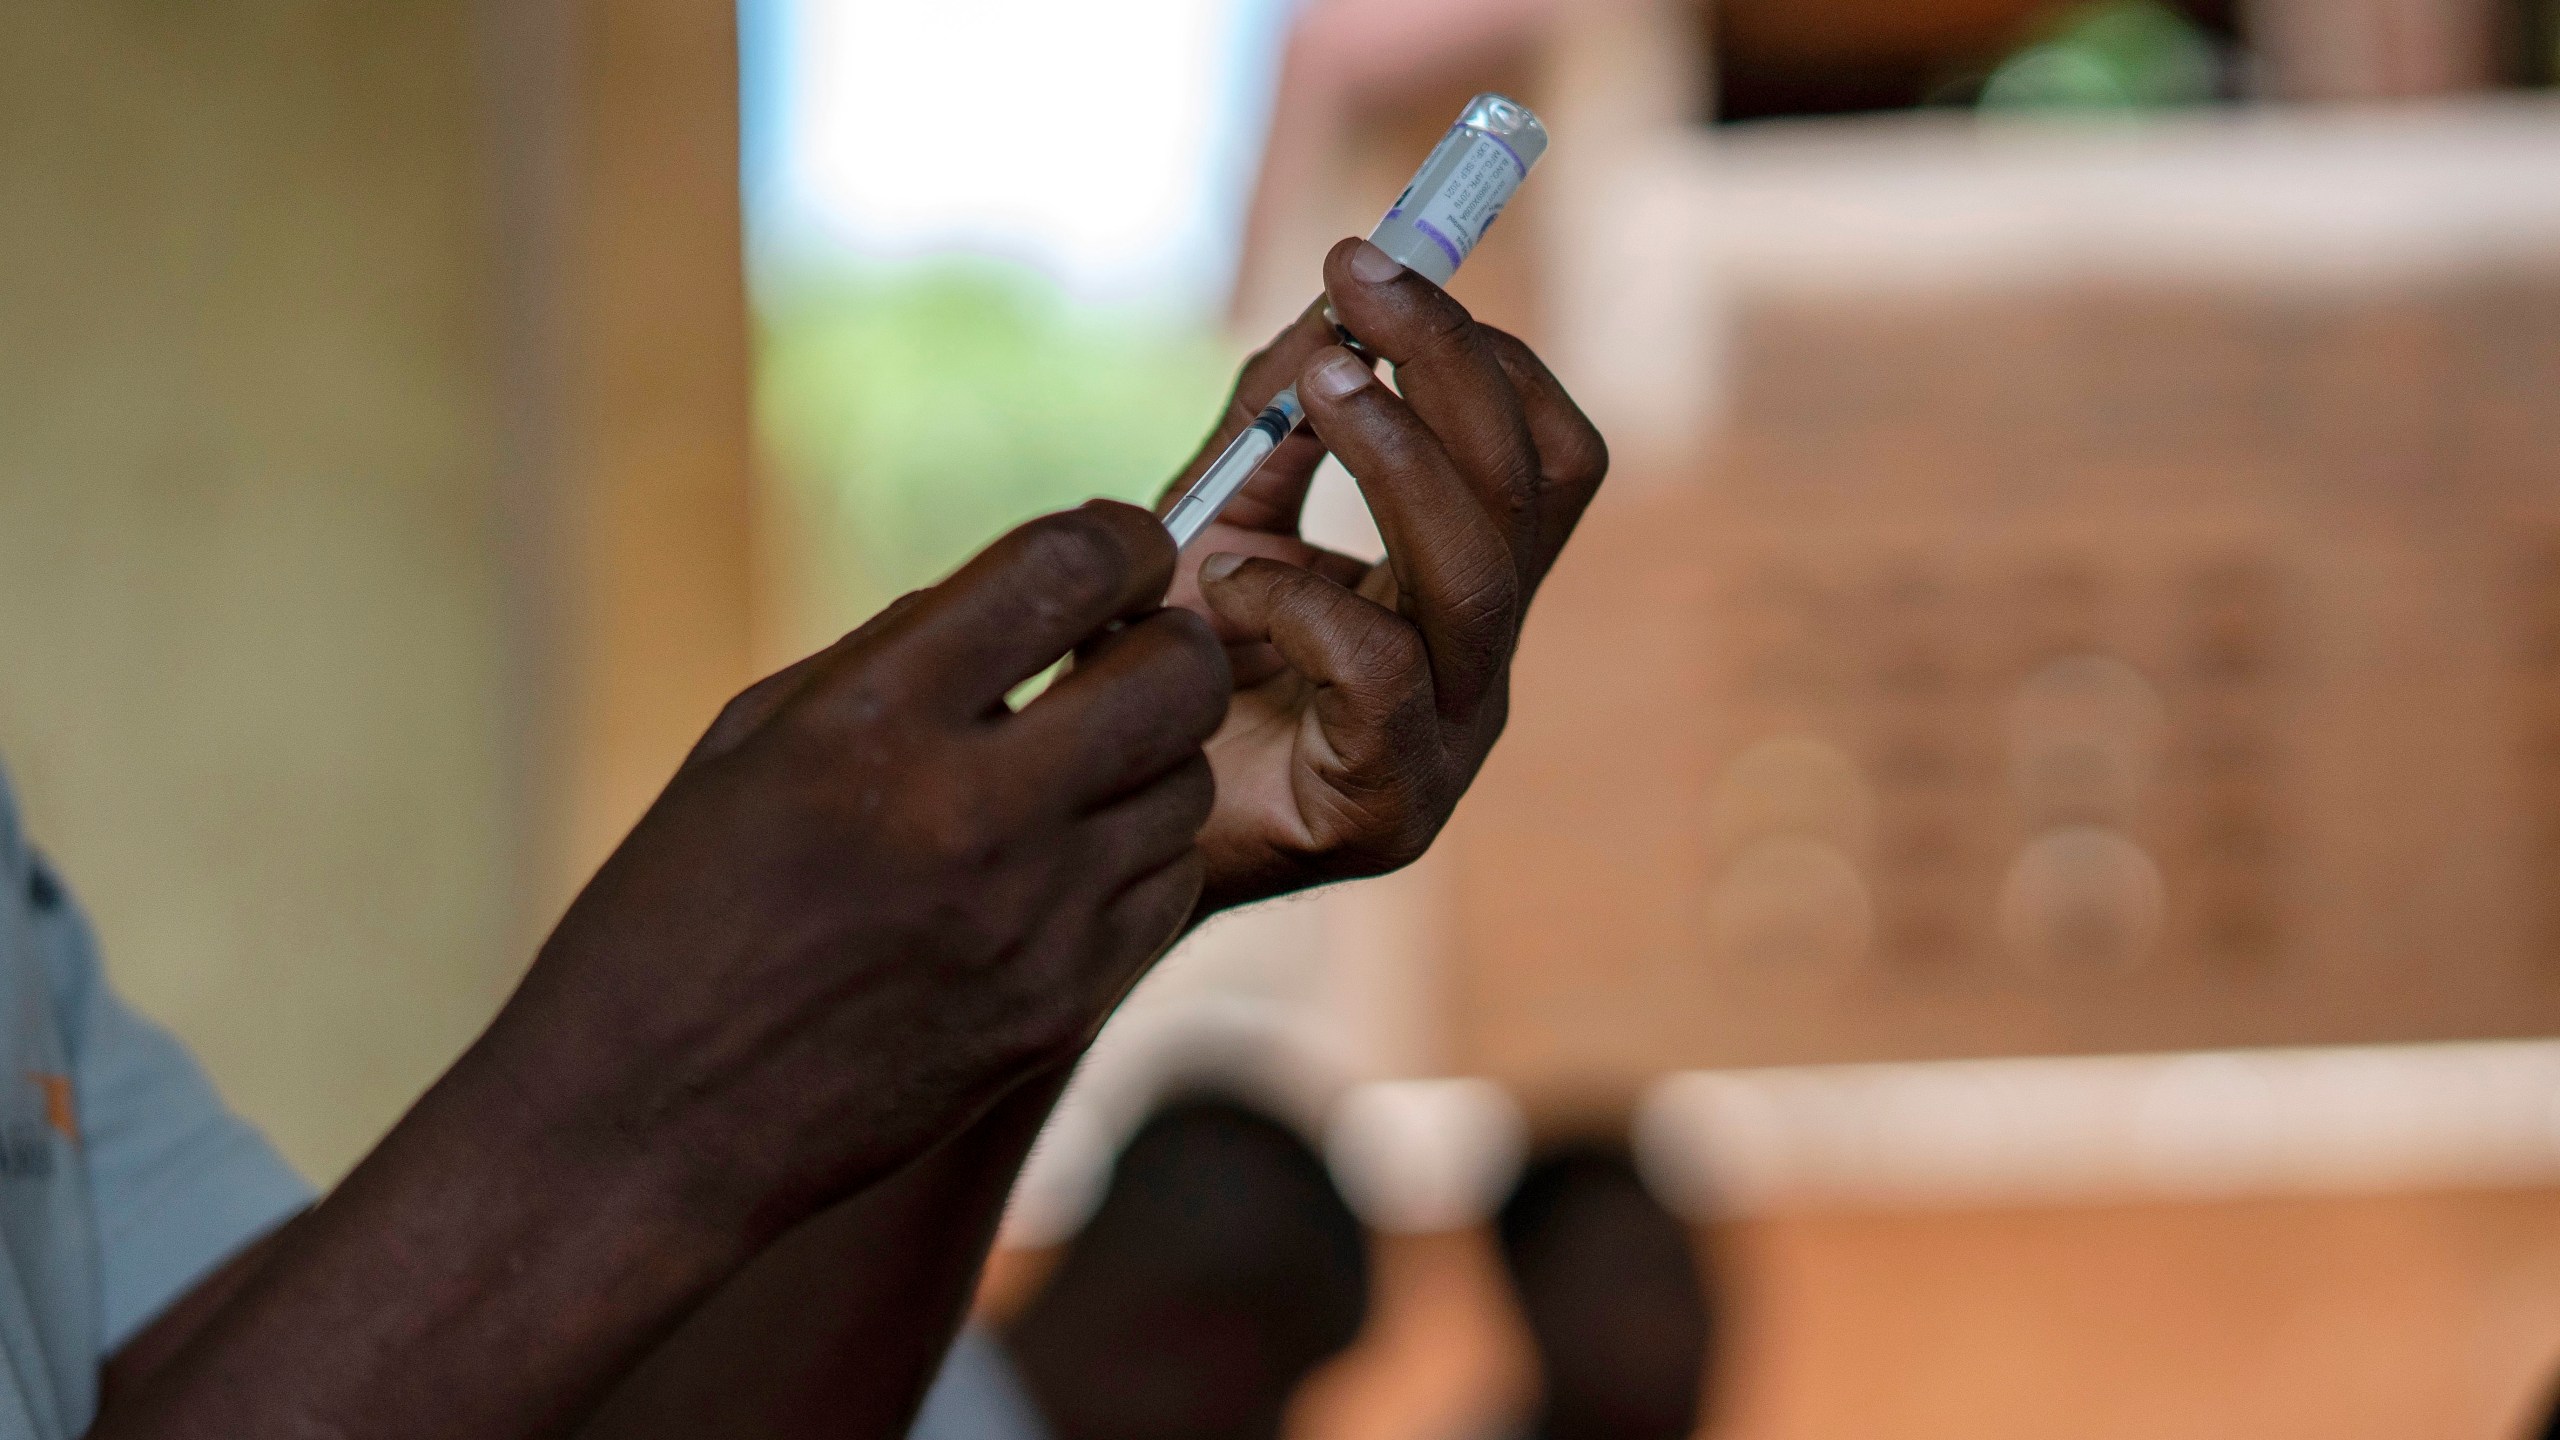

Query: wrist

[111,1033,791,1440]
[1194,834,1341,921]
[434,1012,791,1272]
[1197,816,1436,919]
[1194,843,1293,921]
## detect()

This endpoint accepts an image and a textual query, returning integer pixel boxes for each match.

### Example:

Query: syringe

[1163,92,1550,550]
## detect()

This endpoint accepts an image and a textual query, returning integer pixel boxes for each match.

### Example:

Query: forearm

[91,1037,773,1440]
[575,1063,1075,1440]
[92,496,1242,1438]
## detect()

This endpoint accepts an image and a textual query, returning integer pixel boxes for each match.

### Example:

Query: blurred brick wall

[1447,276,2560,1097]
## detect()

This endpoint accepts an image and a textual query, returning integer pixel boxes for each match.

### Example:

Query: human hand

[1160,238,1608,913]
[485,501,1230,1228]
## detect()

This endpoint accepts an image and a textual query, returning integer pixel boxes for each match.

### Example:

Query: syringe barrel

[1365,93,1548,288]
[1158,93,1549,549]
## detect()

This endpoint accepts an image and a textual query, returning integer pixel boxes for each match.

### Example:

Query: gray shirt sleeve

[909,1328,1054,1440]
[24,855,315,1352]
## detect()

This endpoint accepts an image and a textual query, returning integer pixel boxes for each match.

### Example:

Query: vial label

[1385,126,1528,277]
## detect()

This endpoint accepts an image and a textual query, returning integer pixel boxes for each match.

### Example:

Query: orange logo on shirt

[25,1073,74,1144]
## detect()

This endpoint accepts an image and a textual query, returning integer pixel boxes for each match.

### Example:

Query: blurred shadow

[916,1093,1371,1440]
[1491,1141,1716,1440]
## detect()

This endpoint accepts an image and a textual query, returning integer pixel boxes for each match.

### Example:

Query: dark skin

[89,502,1229,1440]
[89,237,1608,1438]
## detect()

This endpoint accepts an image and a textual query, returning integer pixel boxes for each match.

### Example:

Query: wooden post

[2245,0,2502,99]
[485,0,761,934]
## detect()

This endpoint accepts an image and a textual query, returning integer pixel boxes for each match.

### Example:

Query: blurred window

[740,0,1286,633]
[1704,0,2242,121]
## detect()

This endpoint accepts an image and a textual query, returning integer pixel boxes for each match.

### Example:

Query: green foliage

[1979,1,2223,111]
[758,259,1237,620]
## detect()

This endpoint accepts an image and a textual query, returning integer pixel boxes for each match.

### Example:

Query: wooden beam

[487,0,760,931]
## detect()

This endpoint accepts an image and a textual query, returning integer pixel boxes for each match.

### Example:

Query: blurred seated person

[1493,1141,1715,1440]
[912,1094,1371,1440]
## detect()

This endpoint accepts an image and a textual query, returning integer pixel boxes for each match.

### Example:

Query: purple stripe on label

[1464,125,1531,180]
[1411,217,1466,271]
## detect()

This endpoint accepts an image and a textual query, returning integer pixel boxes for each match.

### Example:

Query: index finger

[1320,238,1542,563]
[1477,325,1610,594]
[835,501,1176,720]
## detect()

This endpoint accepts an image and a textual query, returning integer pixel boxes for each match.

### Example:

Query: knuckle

[899,767,1001,866]
[1104,851,1206,949]
[709,682,775,738]
[781,671,886,742]
[1126,610,1235,731]
[1448,551,1523,633]
[1479,325,1550,387]
[1475,325,1611,488]
[1000,990,1094,1068]
[975,994,1079,1077]
[1347,615,1427,684]
[1366,829,1429,874]
[1165,752,1217,829]
[1414,297,1481,365]
[1015,510,1133,599]
[1492,452,1544,525]
[1329,799,1442,878]
[1148,599,1219,652]
[1477,323,1548,385]
[1160,607,1234,688]
[1098,760,1215,873]
[1095,499,1176,575]
[918,805,992,869]
[1555,421,1611,490]
[849,588,930,643]
[1379,811,1444,869]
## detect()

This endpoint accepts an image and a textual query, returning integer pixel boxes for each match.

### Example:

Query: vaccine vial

[1162,92,1550,549]
[1365,93,1549,288]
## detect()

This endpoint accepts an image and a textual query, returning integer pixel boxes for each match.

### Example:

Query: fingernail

[1349,239,1405,284]
[1199,551,1245,583]
[1307,350,1372,401]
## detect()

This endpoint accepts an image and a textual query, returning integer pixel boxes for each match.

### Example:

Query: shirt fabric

[910,1328,1053,1440]
[0,767,313,1438]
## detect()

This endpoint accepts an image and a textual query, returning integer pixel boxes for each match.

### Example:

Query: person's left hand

[1160,237,1608,914]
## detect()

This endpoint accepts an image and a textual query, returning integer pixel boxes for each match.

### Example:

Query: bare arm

[110,1066,1077,1440]
[95,240,1607,1440]
[561,237,1610,1440]
[576,1063,1073,1440]
[85,503,1230,1440]
[100,1220,297,1412]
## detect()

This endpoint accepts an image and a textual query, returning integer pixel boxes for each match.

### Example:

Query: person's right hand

[478,499,1229,1233]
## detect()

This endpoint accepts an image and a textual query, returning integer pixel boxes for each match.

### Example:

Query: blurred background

[8,0,2560,1435]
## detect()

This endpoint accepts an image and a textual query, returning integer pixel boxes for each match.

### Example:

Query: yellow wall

[0,0,517,1181]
